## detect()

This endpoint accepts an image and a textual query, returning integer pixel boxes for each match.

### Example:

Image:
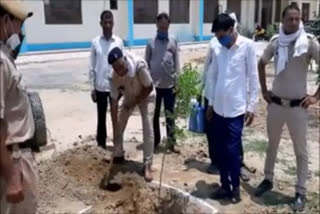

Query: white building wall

[24,0,128,44]
[289,0,320,20]
[134,0,194,42]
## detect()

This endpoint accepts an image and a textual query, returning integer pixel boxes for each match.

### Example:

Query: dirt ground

[19,46,320,214]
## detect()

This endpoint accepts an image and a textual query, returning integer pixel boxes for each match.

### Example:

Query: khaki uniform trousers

[113,96,155,167]
[0,148,38,214]
[264,103,308,195]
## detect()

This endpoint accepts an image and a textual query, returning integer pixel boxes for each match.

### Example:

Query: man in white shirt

[207,14,259,203]
[89,10,124,149]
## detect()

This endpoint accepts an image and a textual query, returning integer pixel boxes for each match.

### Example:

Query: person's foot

[168,145,181,154]
[207,164,218,174]
[210,187,232,200]
[144,166,153,182]
[98,144,107,150]
[293,193,306,212]
[255,179,273,197]
[113,156,125,164]
[231,187,241,204]
[240,166,250,182]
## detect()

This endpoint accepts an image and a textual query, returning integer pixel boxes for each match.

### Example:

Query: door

[227,0,241,22]
[302,3,310,22]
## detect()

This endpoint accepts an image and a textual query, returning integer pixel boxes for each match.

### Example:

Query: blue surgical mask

[157,31,168,40]
[218,35,233,47]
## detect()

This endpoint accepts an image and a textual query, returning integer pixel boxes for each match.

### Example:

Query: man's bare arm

[0,119,24,203]
[258,59,272,103]
[111,98,119,139]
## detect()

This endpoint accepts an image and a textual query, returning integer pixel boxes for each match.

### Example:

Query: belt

[271,96,302,107]
[7,139,33,152]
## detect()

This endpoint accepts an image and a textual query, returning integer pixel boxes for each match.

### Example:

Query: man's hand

[91,90,97,103]
[6,164,24,204]
[206,106,214,121]
[245,112,254,126]
[301,95,319,109]
[262,90,273,104]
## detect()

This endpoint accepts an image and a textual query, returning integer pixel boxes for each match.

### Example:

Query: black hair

[0,6,14,19]
[100,10,113,21]
[282,3,301,18]
[211,13,235,33]
[156,12,170,23]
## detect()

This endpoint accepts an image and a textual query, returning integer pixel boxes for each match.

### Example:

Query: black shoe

[206,164,219,174]
[231,187,241,204]
[168,145,181,154]
[255,179,273,197]
[240,166,250,182]
[98,144,107,150]
[293,193,306,212]
[211,187,232,200]
[113,156,125,164]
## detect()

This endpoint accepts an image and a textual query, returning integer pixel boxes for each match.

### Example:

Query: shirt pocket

[161,50,175,75]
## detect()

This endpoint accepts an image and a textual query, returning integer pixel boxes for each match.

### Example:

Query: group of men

[0,0,319,213]
[203,4,319,211]
[90,11,180,182]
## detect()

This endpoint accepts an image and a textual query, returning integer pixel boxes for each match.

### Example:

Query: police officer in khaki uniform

[255,4,319,212]
[0,0,38,213]
[108,47,155,182]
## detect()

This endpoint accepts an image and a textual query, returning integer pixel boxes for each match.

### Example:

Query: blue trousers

[212,111,244,190]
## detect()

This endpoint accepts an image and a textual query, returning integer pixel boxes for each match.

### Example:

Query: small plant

[158,64,202,199]
[265,24,278,40]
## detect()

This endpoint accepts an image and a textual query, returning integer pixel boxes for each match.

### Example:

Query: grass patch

[283,166,296,176]
[244,138,268,157]
[306,192,320,213]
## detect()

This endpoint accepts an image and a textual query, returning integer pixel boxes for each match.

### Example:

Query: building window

[275,0,282,22]
[170,0,190,23]
[302,3,310,22]
[44,0,82,24]
[110,0,118,10]
[227,0,241,22]
[134,0,158,24]
[261,0,273,28]
[204,0,219,23]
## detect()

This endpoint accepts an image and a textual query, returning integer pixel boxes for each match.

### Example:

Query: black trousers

[96,91,111,146]
[153,87,176,147]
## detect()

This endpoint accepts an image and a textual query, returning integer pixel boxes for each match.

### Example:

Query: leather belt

[271,96,302,107]
[7,139,33,152]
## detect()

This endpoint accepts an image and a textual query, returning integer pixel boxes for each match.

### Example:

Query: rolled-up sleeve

[137,61,153,88]
[309,37,320,64]
[246,43,260,113]
[260,41,274,64]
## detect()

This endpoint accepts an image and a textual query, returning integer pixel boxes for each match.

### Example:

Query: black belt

[271,96,302,107]
[7,139,33,152]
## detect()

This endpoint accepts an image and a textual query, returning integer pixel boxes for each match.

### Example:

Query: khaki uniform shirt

[261,34,320,99]
[0,43,35,145]
[110,52,155,103]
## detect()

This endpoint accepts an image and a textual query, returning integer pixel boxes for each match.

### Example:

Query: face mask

[11,34,24,59]
[6,34,21,51]
[218,35,233,47]
[157,31,168,40]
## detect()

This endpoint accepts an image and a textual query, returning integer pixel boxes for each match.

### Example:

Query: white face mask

[6,34,21,51]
